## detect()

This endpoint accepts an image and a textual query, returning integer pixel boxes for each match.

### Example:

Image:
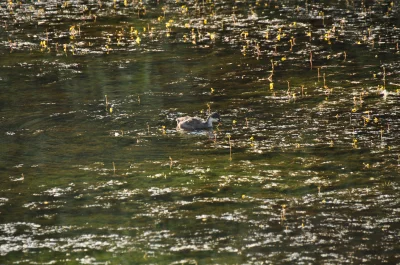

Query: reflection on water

[1,0,400,264]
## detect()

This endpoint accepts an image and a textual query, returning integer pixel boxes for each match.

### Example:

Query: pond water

[1,0,400,264]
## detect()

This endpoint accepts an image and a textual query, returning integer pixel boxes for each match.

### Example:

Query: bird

[176,112,221,131]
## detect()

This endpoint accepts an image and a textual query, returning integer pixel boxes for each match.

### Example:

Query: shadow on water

[1,0,400,264]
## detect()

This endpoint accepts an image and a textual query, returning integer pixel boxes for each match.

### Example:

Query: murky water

[1,0,400,264]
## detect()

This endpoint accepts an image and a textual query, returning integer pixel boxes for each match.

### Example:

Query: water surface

[1,0,400,264]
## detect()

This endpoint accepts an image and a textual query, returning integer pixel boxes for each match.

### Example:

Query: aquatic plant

[227,133,232,161]
[281,204,286,221]
[105,95,109,111]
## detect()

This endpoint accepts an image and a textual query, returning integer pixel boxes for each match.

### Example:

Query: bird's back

[177,117,207,131]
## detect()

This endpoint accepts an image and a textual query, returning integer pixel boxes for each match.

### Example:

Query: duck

[176,112,221,131]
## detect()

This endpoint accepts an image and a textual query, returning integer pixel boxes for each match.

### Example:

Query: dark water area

[1,0,400,264]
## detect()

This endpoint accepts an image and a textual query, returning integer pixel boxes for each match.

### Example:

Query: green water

[1,0,400,264]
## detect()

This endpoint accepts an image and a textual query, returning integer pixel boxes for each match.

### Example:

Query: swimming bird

[176,112,221,131]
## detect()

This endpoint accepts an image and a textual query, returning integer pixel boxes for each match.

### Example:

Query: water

[1,0,400,264]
